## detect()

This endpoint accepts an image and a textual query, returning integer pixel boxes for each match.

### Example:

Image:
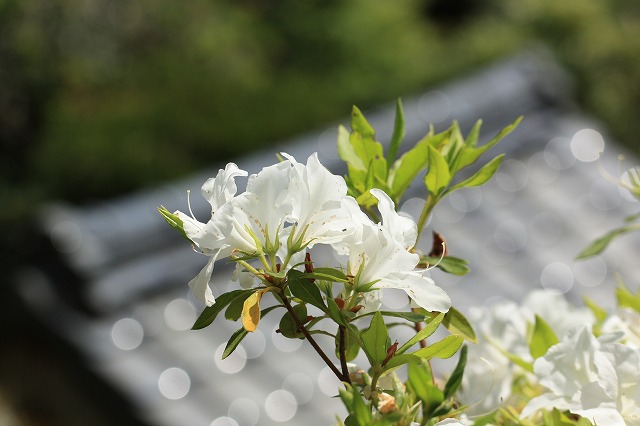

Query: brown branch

[338,325,351,384]
[280,294,348,382]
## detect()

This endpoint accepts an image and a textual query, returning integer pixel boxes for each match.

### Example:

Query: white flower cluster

[175,153,450,313]
[459,290,640,425]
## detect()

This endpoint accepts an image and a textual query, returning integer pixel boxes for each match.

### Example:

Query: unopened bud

[377,392,397,414]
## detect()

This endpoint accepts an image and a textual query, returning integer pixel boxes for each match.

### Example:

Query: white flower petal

[201,162,247,212]
[370,188,417,249]
[188,256,216,306]
[377,272,450,313]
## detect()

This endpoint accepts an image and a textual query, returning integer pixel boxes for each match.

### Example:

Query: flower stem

[280,294,348,382]
[413,195,438,251]
[338,325,351,383]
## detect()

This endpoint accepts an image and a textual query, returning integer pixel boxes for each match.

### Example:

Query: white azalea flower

[346,189,450,313]
[602,308,640,349]
[176,153,362,306]
[522,324,640,425]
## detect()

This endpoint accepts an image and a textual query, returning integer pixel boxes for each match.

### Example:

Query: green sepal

[158,206,191,242]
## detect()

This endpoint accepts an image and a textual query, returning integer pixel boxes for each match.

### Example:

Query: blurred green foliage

[1,0,640,231]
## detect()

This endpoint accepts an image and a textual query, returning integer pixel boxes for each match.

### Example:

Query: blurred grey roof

[16,49,640,426]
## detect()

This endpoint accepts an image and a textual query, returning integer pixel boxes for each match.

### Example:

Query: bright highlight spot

[570,128,605,162]
[265,389,297,422]
[164,298,196,331]
[111,317,144,350]
[158,367,191,400]
[540,262,574,294]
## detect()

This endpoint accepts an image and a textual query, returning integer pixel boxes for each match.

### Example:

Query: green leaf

[341,383,372,426]
[407,359,444,417]
[442,307,477,343]
[158,206,191,242]
[425,145,451,197]
[576,225,639,259]
[225,290,255,321]
[446,154,505,194]
[420,255,470,276]
[381,353,420,371]
[192,289,254,330]
[444,345,467,399]
[398,312,444,354]
[288,270,327,312]
[616,284,640,312]
[338,125,366,170]
[278,303,307,339]
[412,334,463,360]
[528,315,559,359]
[379,311,428,323]
[388,137,431,199]
[361,311,389,365]
[583,295,608,323]
[387,98,405,170]
[455,116,521,172]
[351,105,376,138]
[222,305,279,358]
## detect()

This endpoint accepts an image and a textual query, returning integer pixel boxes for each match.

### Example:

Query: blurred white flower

[522,324,640,425]
[602,308,640,349]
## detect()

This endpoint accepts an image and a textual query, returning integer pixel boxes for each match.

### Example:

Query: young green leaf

[576,225,639,259]
[192,289,254,330]
[425,145,451,197]
[361,311,390,365]
[412,334,463,360]
[616,284,640,312]
[446,154,505,194]
[442,307,477,343]
[454,116,521,172]
[397,312,445,354]
[583,295,608,323]
[528,315,559,359]
[407,359,444,417]
[387,98,405,170]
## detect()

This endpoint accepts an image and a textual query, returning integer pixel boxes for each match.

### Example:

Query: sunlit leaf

[446,154,505,194]
[442,307,477,343]
[528,315,559,359]
[425,145,451,197]
[412,334,463,360]
[387,98,405,170]
[241,291,263,332]
[576,225,638,259]
[398,312,444,354]
[224,290,255,321]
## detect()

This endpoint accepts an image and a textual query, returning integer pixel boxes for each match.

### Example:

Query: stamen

[187,190,197,220]
[425,242,446,271]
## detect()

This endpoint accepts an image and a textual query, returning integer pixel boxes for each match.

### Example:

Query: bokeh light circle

[265,389,297,422]
[111,317,144,350]
[158,367,191,400]
[540,262,574,294]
